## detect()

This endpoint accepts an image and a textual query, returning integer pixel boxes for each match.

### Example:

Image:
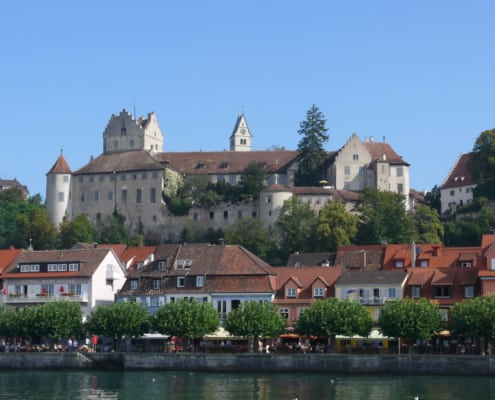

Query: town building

[116,243,277,320]
[1,248,126,319]
[440,153,476,215]
[0,178,29,199]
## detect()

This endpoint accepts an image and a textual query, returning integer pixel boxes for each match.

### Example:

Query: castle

[45,109,411,241]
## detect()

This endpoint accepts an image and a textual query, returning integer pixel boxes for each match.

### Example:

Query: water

[0,370,491,399]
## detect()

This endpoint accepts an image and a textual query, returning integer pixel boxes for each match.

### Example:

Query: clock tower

[229,114,252,152]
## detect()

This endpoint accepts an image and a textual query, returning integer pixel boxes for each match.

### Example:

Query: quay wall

[0,352,495,375]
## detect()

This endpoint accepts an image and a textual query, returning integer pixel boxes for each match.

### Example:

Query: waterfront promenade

[0,351,492,375]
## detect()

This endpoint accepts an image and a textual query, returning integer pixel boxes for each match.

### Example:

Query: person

[258,339,263,353]
[73,338,78,352]
[68,338,73,352]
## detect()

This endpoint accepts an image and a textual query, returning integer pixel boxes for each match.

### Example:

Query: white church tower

[229,114,252,152]
[45,151,72,227]
[103,109,164,154]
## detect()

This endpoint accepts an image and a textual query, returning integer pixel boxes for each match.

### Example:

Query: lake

[0,369,489,399]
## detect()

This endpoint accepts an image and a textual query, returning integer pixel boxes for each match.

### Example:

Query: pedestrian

[68,338,73,352]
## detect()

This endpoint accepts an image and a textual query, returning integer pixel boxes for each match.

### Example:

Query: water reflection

[0,370,492,399]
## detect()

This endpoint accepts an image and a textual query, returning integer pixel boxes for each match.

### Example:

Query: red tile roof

[441,153,475,189]
[0,248,23,274]
[46,154,72,175]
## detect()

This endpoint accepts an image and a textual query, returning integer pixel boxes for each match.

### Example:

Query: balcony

[4,293,88,304]
[360,297,387,305]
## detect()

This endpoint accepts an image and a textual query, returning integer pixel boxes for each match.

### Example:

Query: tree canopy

[153,299,219,339]
[410,204,444,244]
[450,296,495,346]
[356,188,413,245]
[224,301,285,339]
[378,298,443,350]
[295,104,329,186]
[314,200,358,251]
[295,298,372,350]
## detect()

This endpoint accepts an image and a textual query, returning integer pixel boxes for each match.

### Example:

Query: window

[99,175,104,183]
[130,280,138,290]
[223,211,228,220]
[108,191,113,201]
[344,181,351,190]
[47,264,58,272]
[435,286,451,298]
[150,188,156,203]
[209,211,214,220]
[158,261,166,271]
[142,172,147,179]
[229,175,236,184]
[20,264,40,272]
[150,297,160,307]
[63,175,69,183]
[411,286,421,298]
[461,261,472,268]
[89,176,94,183]
[131,173,137,180]
[314,287,324,298]
[58,192,64,202]
[80,192,86,202]
[420,260,429,267]
[287,287,296,298]
[278,308,289,319]
[387,288,397,299]
[94,190,99,201]
[196,276,205,287]
[41,284,54,296]
[153,279,161,290]
[440,309,449,322]
[396,167,403,177]
[237,210,243,218]
[69,263,78,271]
[177,277,185,287]
[78,176,83,183]
[152,171,158,179]
[136,188,142,204]
[68,284,82,295]
[450,190,455,196]
[395,260,404,268]
[359,167,365,176]
[122,189,127,203]
[120,174,126,181]
[344,166,351,175]
[129,139,135,148]
[267,196,272,203]
[57,264,67,271]
[193,213,199,221]
[397,183,403,194]
[465,285,474,298]
[352,154,359,161]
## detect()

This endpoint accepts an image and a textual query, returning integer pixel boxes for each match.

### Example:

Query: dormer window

[177,277,185,287]
[220,161,229,169]
[395,260,404,268]
[158,261,166,271]
[130,280,138,290]
[287,288,296,298]
[419,260,429,268]
[461,261,472,268]
[196,162,206,169]
[314,287,324,298]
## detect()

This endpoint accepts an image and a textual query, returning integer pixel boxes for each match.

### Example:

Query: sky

[1,1,494,198]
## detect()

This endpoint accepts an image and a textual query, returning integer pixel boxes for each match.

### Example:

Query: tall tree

[97,209,129,244]
[295,104,329,186]
[356,188,414,245]
[467,129,495,183]
[314,200,358,251]
[424,185,441,214]
[238,161,268,200]
[410,204,444,244]
[275,195,317,261]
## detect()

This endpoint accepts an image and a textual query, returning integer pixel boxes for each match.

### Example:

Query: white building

[440,153,476,215]
[2,248,126,320]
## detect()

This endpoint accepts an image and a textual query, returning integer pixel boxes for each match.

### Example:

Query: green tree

[238,162,267,200]
[57,214,97,249]
[314,200,358,251]
[153,299,219,341]
[295,298,372,352]
[443,217,483,246]
[424,185,442,214]
[86,302,151,350]
[295,104,330,186]
[450,295,495,354]
[468,129,495,183]
[378,298,443,353]
[275,195,317,261]
[97,209,129,244]
[410,204,444,244]
[224,218,276,261]
[356,188,414,245]
[224,301,285,346]
[36,301,83,341]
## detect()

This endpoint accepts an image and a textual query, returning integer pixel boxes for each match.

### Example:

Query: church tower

[45,151,72,227]
[103,109,164,154]
[229,114,252,152]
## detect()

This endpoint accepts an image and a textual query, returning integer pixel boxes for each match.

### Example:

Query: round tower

[45,151,72,227]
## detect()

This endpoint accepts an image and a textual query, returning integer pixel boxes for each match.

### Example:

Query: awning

[203,327,245,341]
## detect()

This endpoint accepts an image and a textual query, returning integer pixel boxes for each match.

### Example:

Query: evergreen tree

[295,104,329,186]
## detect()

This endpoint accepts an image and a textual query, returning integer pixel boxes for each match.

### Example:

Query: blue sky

[1,1,493,198]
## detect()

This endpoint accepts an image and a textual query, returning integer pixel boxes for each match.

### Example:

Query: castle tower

[45,152,72,227]
[229,114,252,152]
[103,109,164,154]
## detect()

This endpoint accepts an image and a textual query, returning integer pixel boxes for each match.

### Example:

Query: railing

[359,297,387,305]
[3,294,88,303]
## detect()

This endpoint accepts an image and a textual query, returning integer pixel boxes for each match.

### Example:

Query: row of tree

[2,296,495,354]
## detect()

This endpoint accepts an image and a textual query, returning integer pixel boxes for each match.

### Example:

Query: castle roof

[156,150,298,175]
[73,150,163,175]
[363,141,409,166]
[441,153,475,189]
[46,154,71,175]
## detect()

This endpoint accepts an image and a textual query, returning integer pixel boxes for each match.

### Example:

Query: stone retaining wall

[0,352,493,375]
